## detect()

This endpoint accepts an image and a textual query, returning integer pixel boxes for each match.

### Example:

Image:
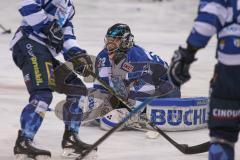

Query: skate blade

[78,150,97,160]
[62,149,97,160]
[14,154,28,160]
[62,148,79,158]
[35,155,51,160]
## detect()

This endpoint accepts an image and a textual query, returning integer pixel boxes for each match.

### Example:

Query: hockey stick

[0,24,11,34]
[148,122,210,154]
[81,68,210,155]
[76,97,155,160]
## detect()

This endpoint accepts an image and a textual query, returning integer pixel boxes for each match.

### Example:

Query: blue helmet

[105,23,134,52]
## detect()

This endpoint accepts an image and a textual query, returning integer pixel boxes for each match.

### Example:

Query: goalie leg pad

[100,108,130,131]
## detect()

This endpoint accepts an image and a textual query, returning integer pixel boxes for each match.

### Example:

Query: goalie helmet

[104,23,134,53]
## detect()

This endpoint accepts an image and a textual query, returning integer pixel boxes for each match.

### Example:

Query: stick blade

[183,142,210,154]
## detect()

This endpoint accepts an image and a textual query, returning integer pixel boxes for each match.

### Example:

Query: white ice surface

[0,0,239,160]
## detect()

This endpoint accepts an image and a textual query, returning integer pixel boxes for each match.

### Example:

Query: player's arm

[19,0,49,33]
[61,6,93,77]
[19,1,64,53]
[169,0,227,86]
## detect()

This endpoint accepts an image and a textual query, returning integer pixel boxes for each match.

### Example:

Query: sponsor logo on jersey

[45,62,55,86]
[55,0,70,26]
[88,96,95,111]
[31,56,43,86]
[26,43,34,57]
[212,109,240,119]
[121,62,134,72]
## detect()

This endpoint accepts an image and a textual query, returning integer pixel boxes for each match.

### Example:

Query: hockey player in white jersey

[10,0,95,159]
[94,23,180,130]
[169,0,240,160]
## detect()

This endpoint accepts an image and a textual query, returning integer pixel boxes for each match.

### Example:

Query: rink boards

[145,97,208,131]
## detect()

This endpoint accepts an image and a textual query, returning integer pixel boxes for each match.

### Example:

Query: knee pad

[29,90,53,115]
[100,108,129,131]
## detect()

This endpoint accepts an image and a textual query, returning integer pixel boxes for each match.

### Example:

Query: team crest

[219,40,225,50]
[234,38,240,48]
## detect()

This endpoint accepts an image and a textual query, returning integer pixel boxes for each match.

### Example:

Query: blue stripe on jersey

[200,0,226,6]
[64,35,76,41]
[63,20,73,28]
[32,20,48,33]
[196,12,222,32]
[44,3,57,16]
[93,84,108,91]
[19,4,42,16]
[187,29,211,48]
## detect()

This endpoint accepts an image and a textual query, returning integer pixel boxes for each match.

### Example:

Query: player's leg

[208,64,240,160]
[61,74,97,158]
[12,37,55,159]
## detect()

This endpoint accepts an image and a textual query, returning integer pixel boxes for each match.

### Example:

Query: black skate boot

[61,129,97,159]
[14,130,51,160]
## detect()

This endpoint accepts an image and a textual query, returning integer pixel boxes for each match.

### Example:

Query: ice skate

[62,129,97,159]
[14,130,51,160]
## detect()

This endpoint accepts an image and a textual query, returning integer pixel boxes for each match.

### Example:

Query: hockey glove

[67,51,93,77]
[169,46,197,87]
[43,20,64,53]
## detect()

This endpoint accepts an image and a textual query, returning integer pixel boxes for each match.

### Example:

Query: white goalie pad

[100,108,130,131]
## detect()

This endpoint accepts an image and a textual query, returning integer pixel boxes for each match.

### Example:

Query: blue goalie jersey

[93,44,170,99]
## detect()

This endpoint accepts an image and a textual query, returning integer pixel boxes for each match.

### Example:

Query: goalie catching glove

[169,45,198,87]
